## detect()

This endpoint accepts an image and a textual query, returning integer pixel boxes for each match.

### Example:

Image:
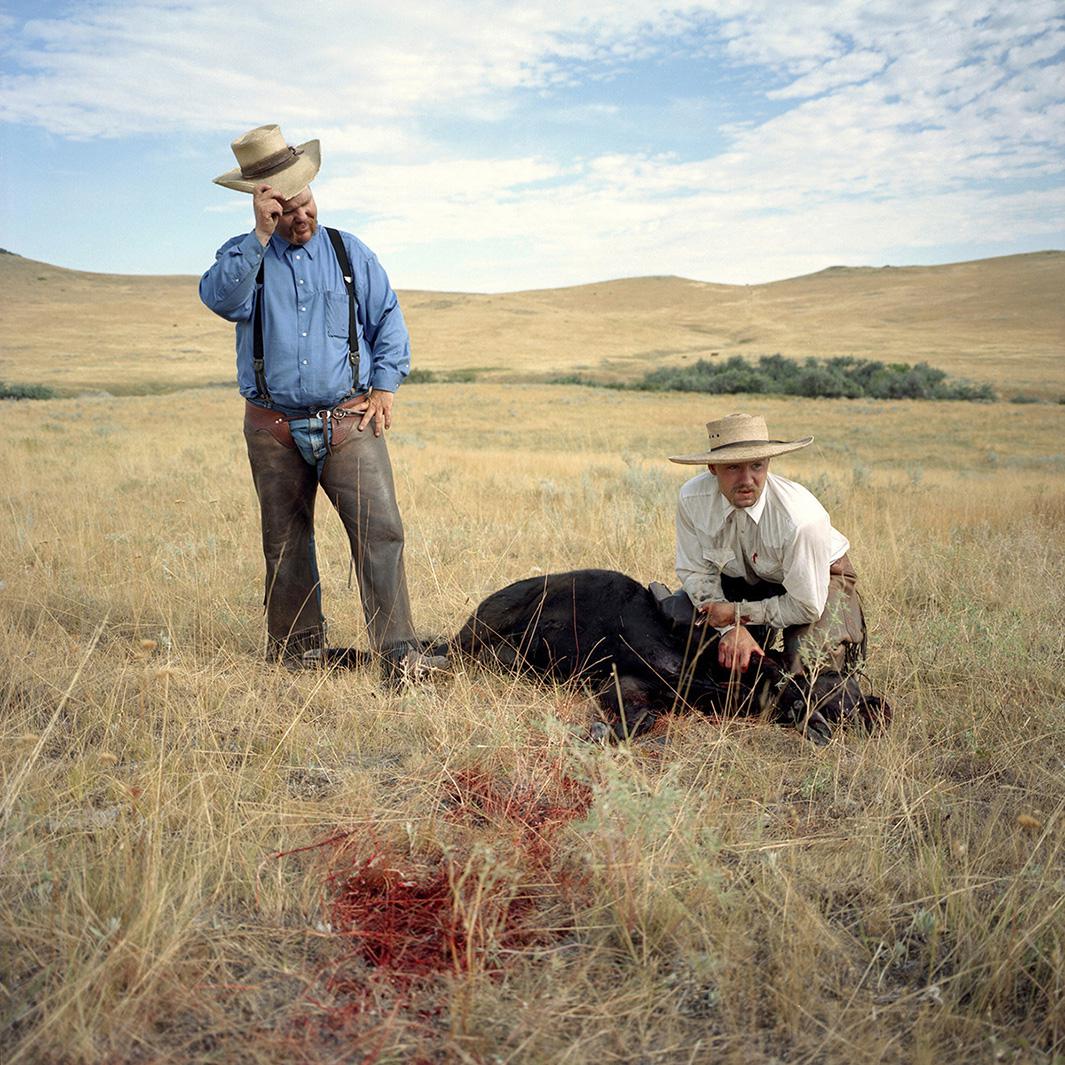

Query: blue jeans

[289,415,332,475]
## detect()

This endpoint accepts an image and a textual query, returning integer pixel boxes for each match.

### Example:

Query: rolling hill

[1,248,1061,399]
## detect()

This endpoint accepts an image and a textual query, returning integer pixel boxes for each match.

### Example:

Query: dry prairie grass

[1,385,1064,1064]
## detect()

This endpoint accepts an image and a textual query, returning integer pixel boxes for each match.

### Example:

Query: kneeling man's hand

[698,601,736,627]
[718,625,764,672]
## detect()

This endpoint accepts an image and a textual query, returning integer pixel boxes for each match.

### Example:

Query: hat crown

[231,124,289,171]
[668,411,812,464]
[213,124,321,198]
[705,413,769,449]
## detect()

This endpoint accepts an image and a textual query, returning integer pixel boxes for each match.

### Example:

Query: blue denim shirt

[199,227,410,413]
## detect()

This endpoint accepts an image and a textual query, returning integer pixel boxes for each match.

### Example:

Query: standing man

[662,412,866,694]
[201,124,444,682]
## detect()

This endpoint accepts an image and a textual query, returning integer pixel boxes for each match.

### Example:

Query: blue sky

[1,0,1063,291]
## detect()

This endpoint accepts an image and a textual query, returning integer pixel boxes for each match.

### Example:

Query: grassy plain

[2,249,1063,398]
[1,383,1063,1063]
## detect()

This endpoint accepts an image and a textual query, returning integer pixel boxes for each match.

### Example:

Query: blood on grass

[279,757,595,1045]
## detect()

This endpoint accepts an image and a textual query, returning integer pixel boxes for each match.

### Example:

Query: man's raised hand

[253,184,283,245]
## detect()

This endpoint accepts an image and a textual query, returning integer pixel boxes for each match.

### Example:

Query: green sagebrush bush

[636,355,996,401]
[406,368,480,384]
[554,355,996,401]
[0,380,57,400]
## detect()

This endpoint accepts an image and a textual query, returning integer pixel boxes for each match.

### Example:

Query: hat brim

[668,437,814,464]
[213,139,321,200]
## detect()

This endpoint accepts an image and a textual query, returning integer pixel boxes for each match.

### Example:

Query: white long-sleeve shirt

[676,471,850,629]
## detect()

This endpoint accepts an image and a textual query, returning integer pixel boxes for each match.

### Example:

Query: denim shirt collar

[268,226,322,261]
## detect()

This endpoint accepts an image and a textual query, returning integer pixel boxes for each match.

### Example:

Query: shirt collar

[705,474,770,534]
[268,226,322,260]
[742,488,769,524]
[721,484,768,527]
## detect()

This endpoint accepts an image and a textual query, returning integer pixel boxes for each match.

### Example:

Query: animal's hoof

[802,709,833,746]
[383,648,451,689]
[648,581,672,603]
[279,647,324,672]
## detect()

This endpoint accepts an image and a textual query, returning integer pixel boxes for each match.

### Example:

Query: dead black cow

[445,568,722,738]
[438,568,887,743]
[324,567,887,742]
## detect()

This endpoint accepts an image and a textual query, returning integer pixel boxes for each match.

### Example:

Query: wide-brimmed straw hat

[669,412,813,464]
[213,124,321,200]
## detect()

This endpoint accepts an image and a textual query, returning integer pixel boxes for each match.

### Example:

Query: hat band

[708,438,791,452]
[241,145,304,180]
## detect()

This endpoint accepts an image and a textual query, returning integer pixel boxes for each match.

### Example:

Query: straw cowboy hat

[669,412,813,464]
[213,124,321,200]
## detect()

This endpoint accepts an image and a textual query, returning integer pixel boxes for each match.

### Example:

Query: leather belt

[244,395,368,452]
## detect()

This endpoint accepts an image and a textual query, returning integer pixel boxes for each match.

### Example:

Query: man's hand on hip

[253,184,283,245]
[355,390,394,437]
[718,625,764,672]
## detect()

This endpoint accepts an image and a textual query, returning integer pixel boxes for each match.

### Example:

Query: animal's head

[753,655,890,744]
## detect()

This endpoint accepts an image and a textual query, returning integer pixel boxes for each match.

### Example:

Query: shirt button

[302,359,308,365]
[295,255,301,260]
[299,306,306,311]
[298,279,304,285]
[301,331,308,337]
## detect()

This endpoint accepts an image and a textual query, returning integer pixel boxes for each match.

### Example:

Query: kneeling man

[665,412,866,690]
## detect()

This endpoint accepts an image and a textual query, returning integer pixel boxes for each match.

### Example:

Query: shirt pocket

[753,546,784,580]
[325,291,351,339]
[702,547,737,574]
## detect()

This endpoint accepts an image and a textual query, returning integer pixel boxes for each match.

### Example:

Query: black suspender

[252,260,271,403]
[251,228,362,406]
[325,227,361,396]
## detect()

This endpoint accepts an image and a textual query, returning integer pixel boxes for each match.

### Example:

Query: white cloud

[0,1,710,135]
[2,0,1062,287]
[767,50,887,100]
[314,132,1064,290]
[1007,26,1065,67]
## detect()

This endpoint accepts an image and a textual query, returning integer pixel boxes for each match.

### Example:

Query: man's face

[708,459,769,508]
[275,187,318,245]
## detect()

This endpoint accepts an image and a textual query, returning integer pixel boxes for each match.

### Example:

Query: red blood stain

[442,765,593,869]
[329,856,465,981]
[284,759,594,1051]
[323,765,592,987]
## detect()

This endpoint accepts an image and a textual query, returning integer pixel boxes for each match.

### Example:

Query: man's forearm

[199,233,264,320]
[732,591,821,629]
[700,601,736,627]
